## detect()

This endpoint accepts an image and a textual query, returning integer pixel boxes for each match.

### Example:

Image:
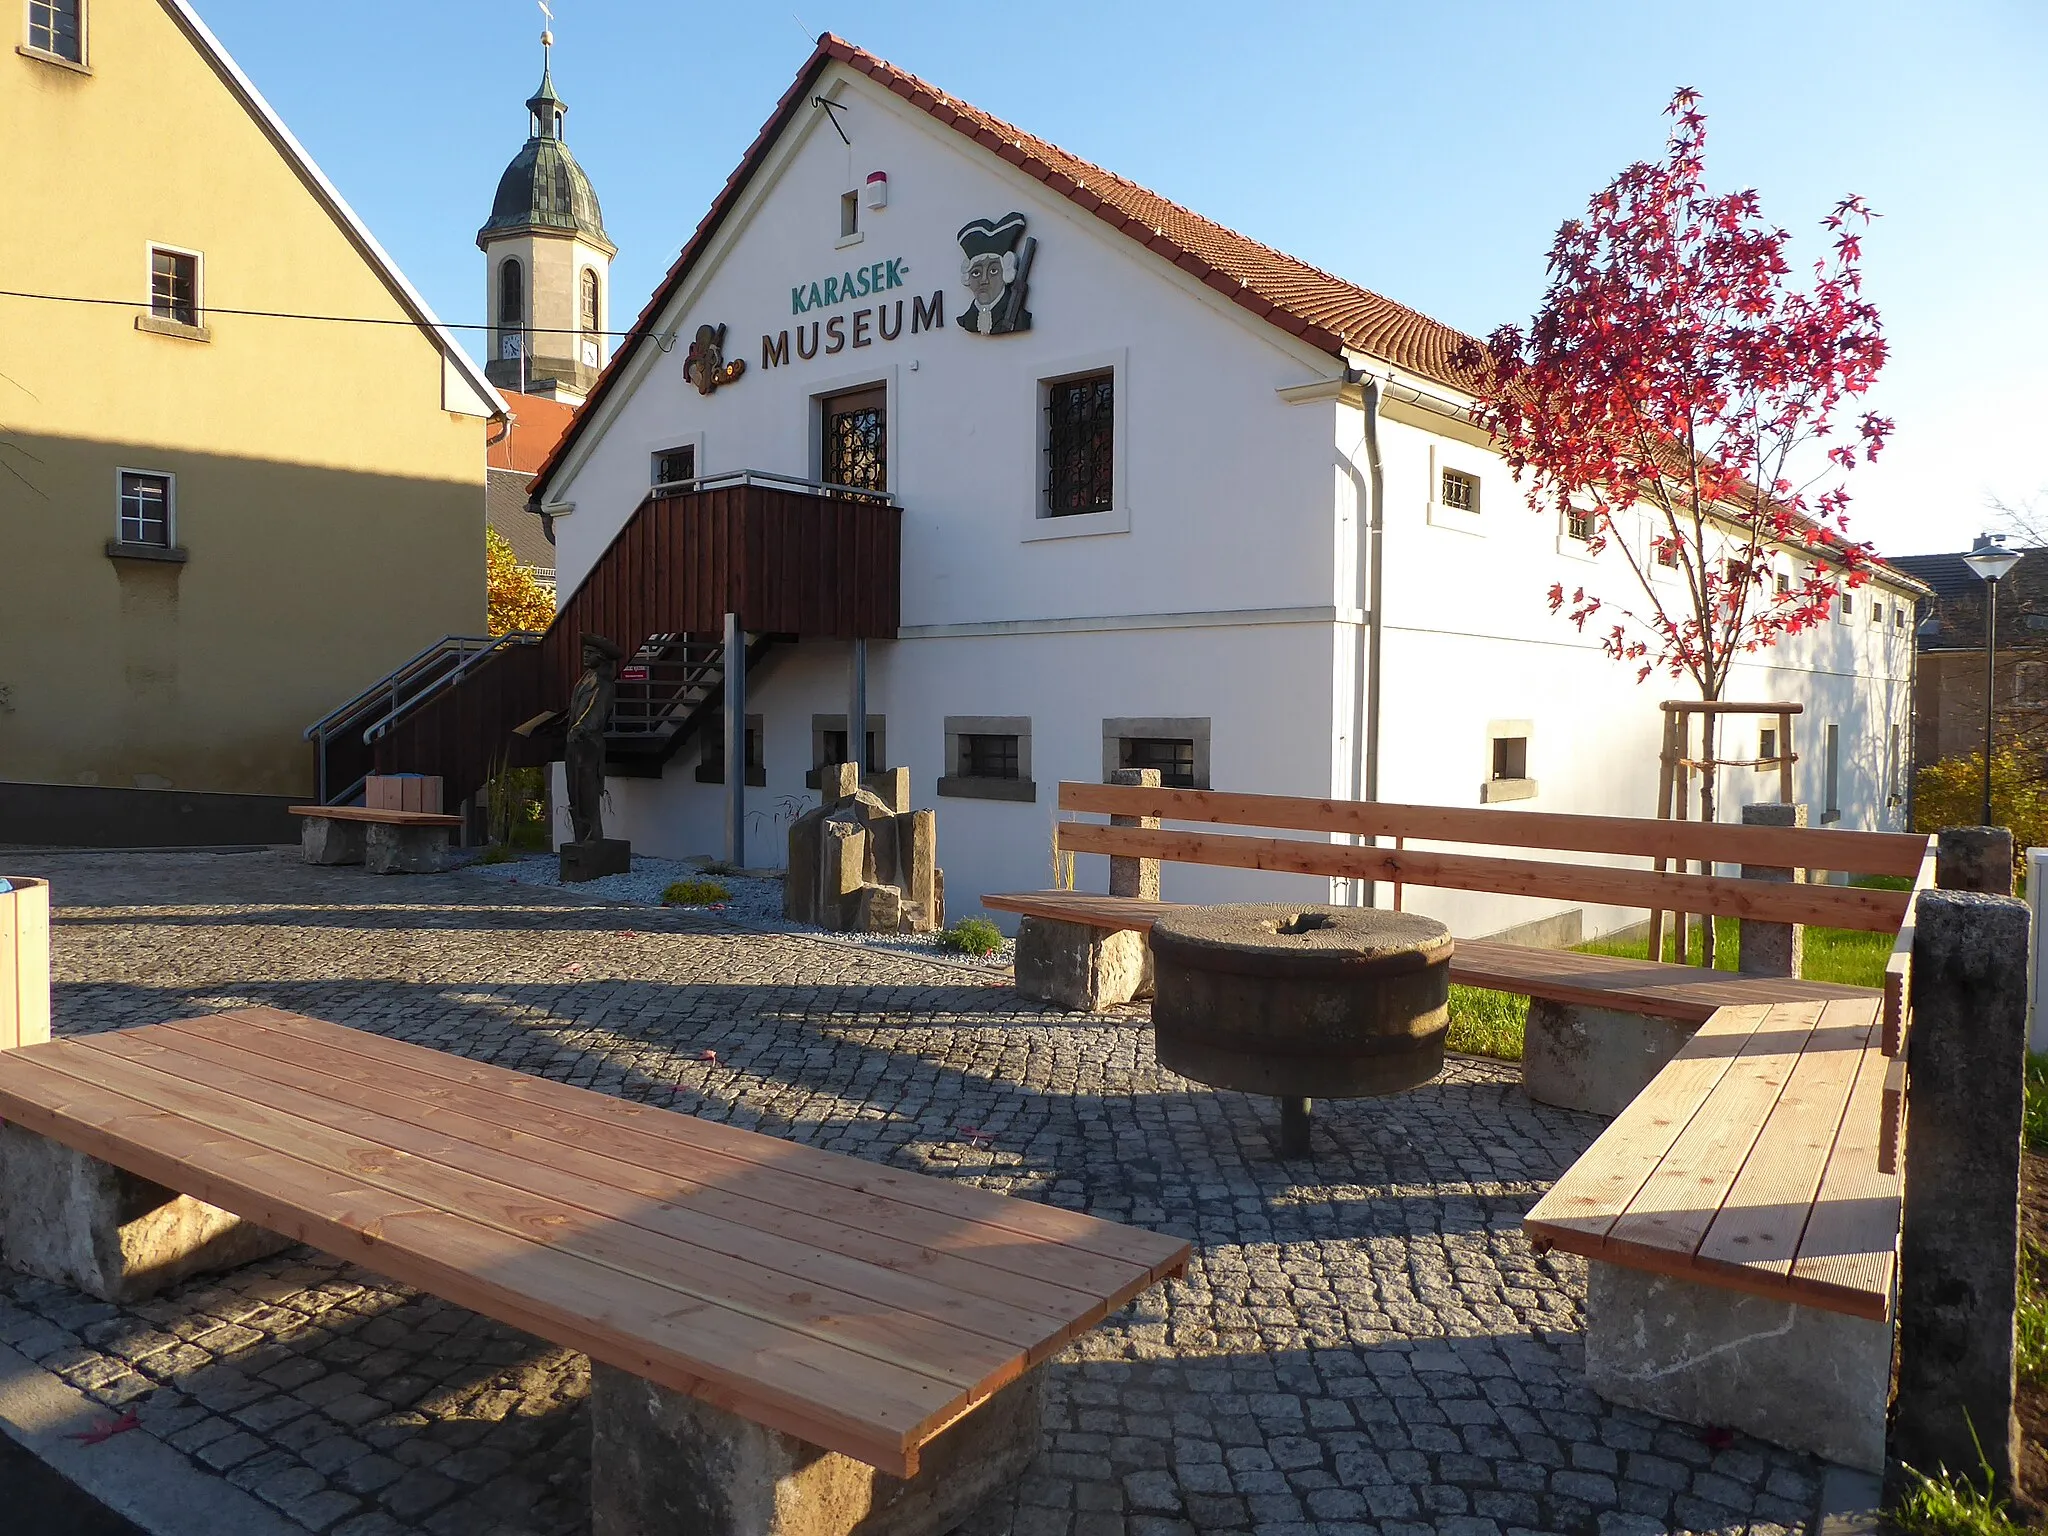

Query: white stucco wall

[538,61,1917,943]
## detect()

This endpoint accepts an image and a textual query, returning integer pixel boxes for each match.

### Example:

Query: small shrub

[700,859,738,877]
[479,844,517,865]
[662,878,730,906]
[1916,750,2048,881]
[939,918,1004,957]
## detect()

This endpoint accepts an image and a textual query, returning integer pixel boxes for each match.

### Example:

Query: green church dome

[476,54,613,252]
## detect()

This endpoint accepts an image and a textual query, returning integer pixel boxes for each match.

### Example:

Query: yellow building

[1,0,503,843]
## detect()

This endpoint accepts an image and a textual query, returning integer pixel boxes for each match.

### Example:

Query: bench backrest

[1051,782,1929,935]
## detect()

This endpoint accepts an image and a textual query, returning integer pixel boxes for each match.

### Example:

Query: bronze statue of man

[564,633,622,844]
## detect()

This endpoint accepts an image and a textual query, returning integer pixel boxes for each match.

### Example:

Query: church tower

[478,24,614,404]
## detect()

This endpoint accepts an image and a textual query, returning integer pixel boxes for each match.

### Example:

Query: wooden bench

[1522,994,1899,1472]
[288,804,463,874]
[986,782,1925,1114]
[0,1008,1188,1535]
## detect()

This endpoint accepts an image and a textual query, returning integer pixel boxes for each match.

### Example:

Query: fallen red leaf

[70,1408,140,1445]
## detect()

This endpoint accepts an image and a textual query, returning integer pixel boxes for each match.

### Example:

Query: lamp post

[1963,535,2023,826]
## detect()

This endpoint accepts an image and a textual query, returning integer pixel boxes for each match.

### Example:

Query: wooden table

[0,1009,1190,1475]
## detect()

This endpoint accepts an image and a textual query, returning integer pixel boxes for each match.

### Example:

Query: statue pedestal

[561,839,631,884]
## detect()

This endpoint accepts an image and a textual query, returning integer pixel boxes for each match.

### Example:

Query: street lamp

[1963,534,2023,826]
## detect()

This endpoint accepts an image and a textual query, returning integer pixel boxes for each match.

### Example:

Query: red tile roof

[490,390,578,476]
[530,34,1481,497]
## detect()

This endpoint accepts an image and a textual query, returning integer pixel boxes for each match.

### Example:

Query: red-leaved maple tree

[1457,88,1891,834]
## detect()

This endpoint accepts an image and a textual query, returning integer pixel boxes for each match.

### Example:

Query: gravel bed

[456,851,1014,970]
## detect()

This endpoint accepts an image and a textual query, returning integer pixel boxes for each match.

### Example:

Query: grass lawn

[1445,876,1904,1062]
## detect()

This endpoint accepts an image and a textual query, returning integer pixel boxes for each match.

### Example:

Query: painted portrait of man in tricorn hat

[955,211,1035,336]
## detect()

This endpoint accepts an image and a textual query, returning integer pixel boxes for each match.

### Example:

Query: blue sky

[194,0,2044,557]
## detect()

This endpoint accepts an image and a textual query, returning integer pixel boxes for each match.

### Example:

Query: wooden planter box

[1,877,50,1050]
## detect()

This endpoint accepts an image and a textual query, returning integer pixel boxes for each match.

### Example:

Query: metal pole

[1983,577,1999,827]
[848,638,867,779]
[724,610,745,868]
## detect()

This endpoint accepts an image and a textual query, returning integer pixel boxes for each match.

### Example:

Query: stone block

[867,767,912,815]
[364,822,450,875]
[590,1360,1041,1536]
[1015,919,1149,1012]
[820,819,867,900]
[855,884,902,934]
[0,1124,293,1304]
[558,838,630,884]
[1936,826,2015,895]
[1738,802,1805,979]
[818,762,861,803]
[1583,1260,1889,1473]
[1522,1001,1697,1117]
[1894,888,2030,1494]
[785,815,819,924]
[902,810,937,933]
[300,817,365,867]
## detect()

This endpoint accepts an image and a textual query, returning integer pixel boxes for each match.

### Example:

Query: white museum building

[524,35,1922,941]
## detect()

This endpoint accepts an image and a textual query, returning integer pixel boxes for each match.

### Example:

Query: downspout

[1357,373,1386,907]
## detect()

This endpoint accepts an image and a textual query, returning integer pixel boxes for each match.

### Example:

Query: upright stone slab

[1108,767,1162,900]
[1892,888,2029,1496]
[1521,1000,1696,1117]
[590,1361,1042,1536]
[902,810,938,932]
[0,1124,292,1303]
[1738,802,1805,978]
[365,821,451,874]
[300,816,365,866]
[1936,825,2015,895]
[1014,918,1148,1011]
[1584,1261,1890,1472]
[867,766,912,815]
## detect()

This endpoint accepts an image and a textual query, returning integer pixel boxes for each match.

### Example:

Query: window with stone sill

[118,471,171,546]
[695,716,764,787]
[1122,737,1196,789]
[150,248,199,327]
[27,0,82,62]
[941,717,1035,802]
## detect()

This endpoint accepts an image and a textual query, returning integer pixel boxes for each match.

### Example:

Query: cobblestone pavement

[0,849,1826,1536]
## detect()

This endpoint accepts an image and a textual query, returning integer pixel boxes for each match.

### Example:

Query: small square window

[652,444,695,489]
[151,248,199,326]
[696,715,764,786]
[1566,509,1594,542]
[1440,468,1479,513]
[1759,727,1778,763]
[1896,606,1908,630]
[1870,602,1883,625]
[27,0,82,62]
[1491,735,1527,781]
[1775,572,1790,595]
[960,733,1020,780]
[822,729,878,773]
[118,471,171,547]
[1839,590,1854,620]
[1045,372,1114,517]
[1121,737,1196,789]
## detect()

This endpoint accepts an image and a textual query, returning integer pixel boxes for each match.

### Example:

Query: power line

[0,288,640,339]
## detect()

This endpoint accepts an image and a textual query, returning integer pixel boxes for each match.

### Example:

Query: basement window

[940,716,1035,802]
[696,715,765,787]
[1103,717,1209,790]
[1481,722,1536,803]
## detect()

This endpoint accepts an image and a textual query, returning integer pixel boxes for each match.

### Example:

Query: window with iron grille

[652,444,695,489]
[1566,509,1593,541]
[150,249,198,326]
[1121,737,1196,789]
[1440,468,1478,513]
[959,734,1020,781]
[27,0,81,61]
[822,730,878,773]
[822,388,886,493]
[118,472,171,547]
[1044,372,1113,517]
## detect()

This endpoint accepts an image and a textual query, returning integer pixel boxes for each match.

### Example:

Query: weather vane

[538,0,553,44]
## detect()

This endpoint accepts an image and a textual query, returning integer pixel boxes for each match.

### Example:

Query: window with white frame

[26,0,82,62]
[652,444,696,489]
[149,247,199,326]
[117,471,172,547]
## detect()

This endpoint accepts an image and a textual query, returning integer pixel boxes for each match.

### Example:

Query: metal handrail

[648,467,896,506]
[302,634,497,740]
[361,630,542,746]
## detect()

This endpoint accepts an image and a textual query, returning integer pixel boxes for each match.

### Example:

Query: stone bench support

[1521,1001,1696,1117]
[590,1360,1042,1536]
[1583,1261,1888,1473]
[365,821,451,874]
[300,815,366,866]
[1014,918,1152,1012]
[0,1124,292,1303]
